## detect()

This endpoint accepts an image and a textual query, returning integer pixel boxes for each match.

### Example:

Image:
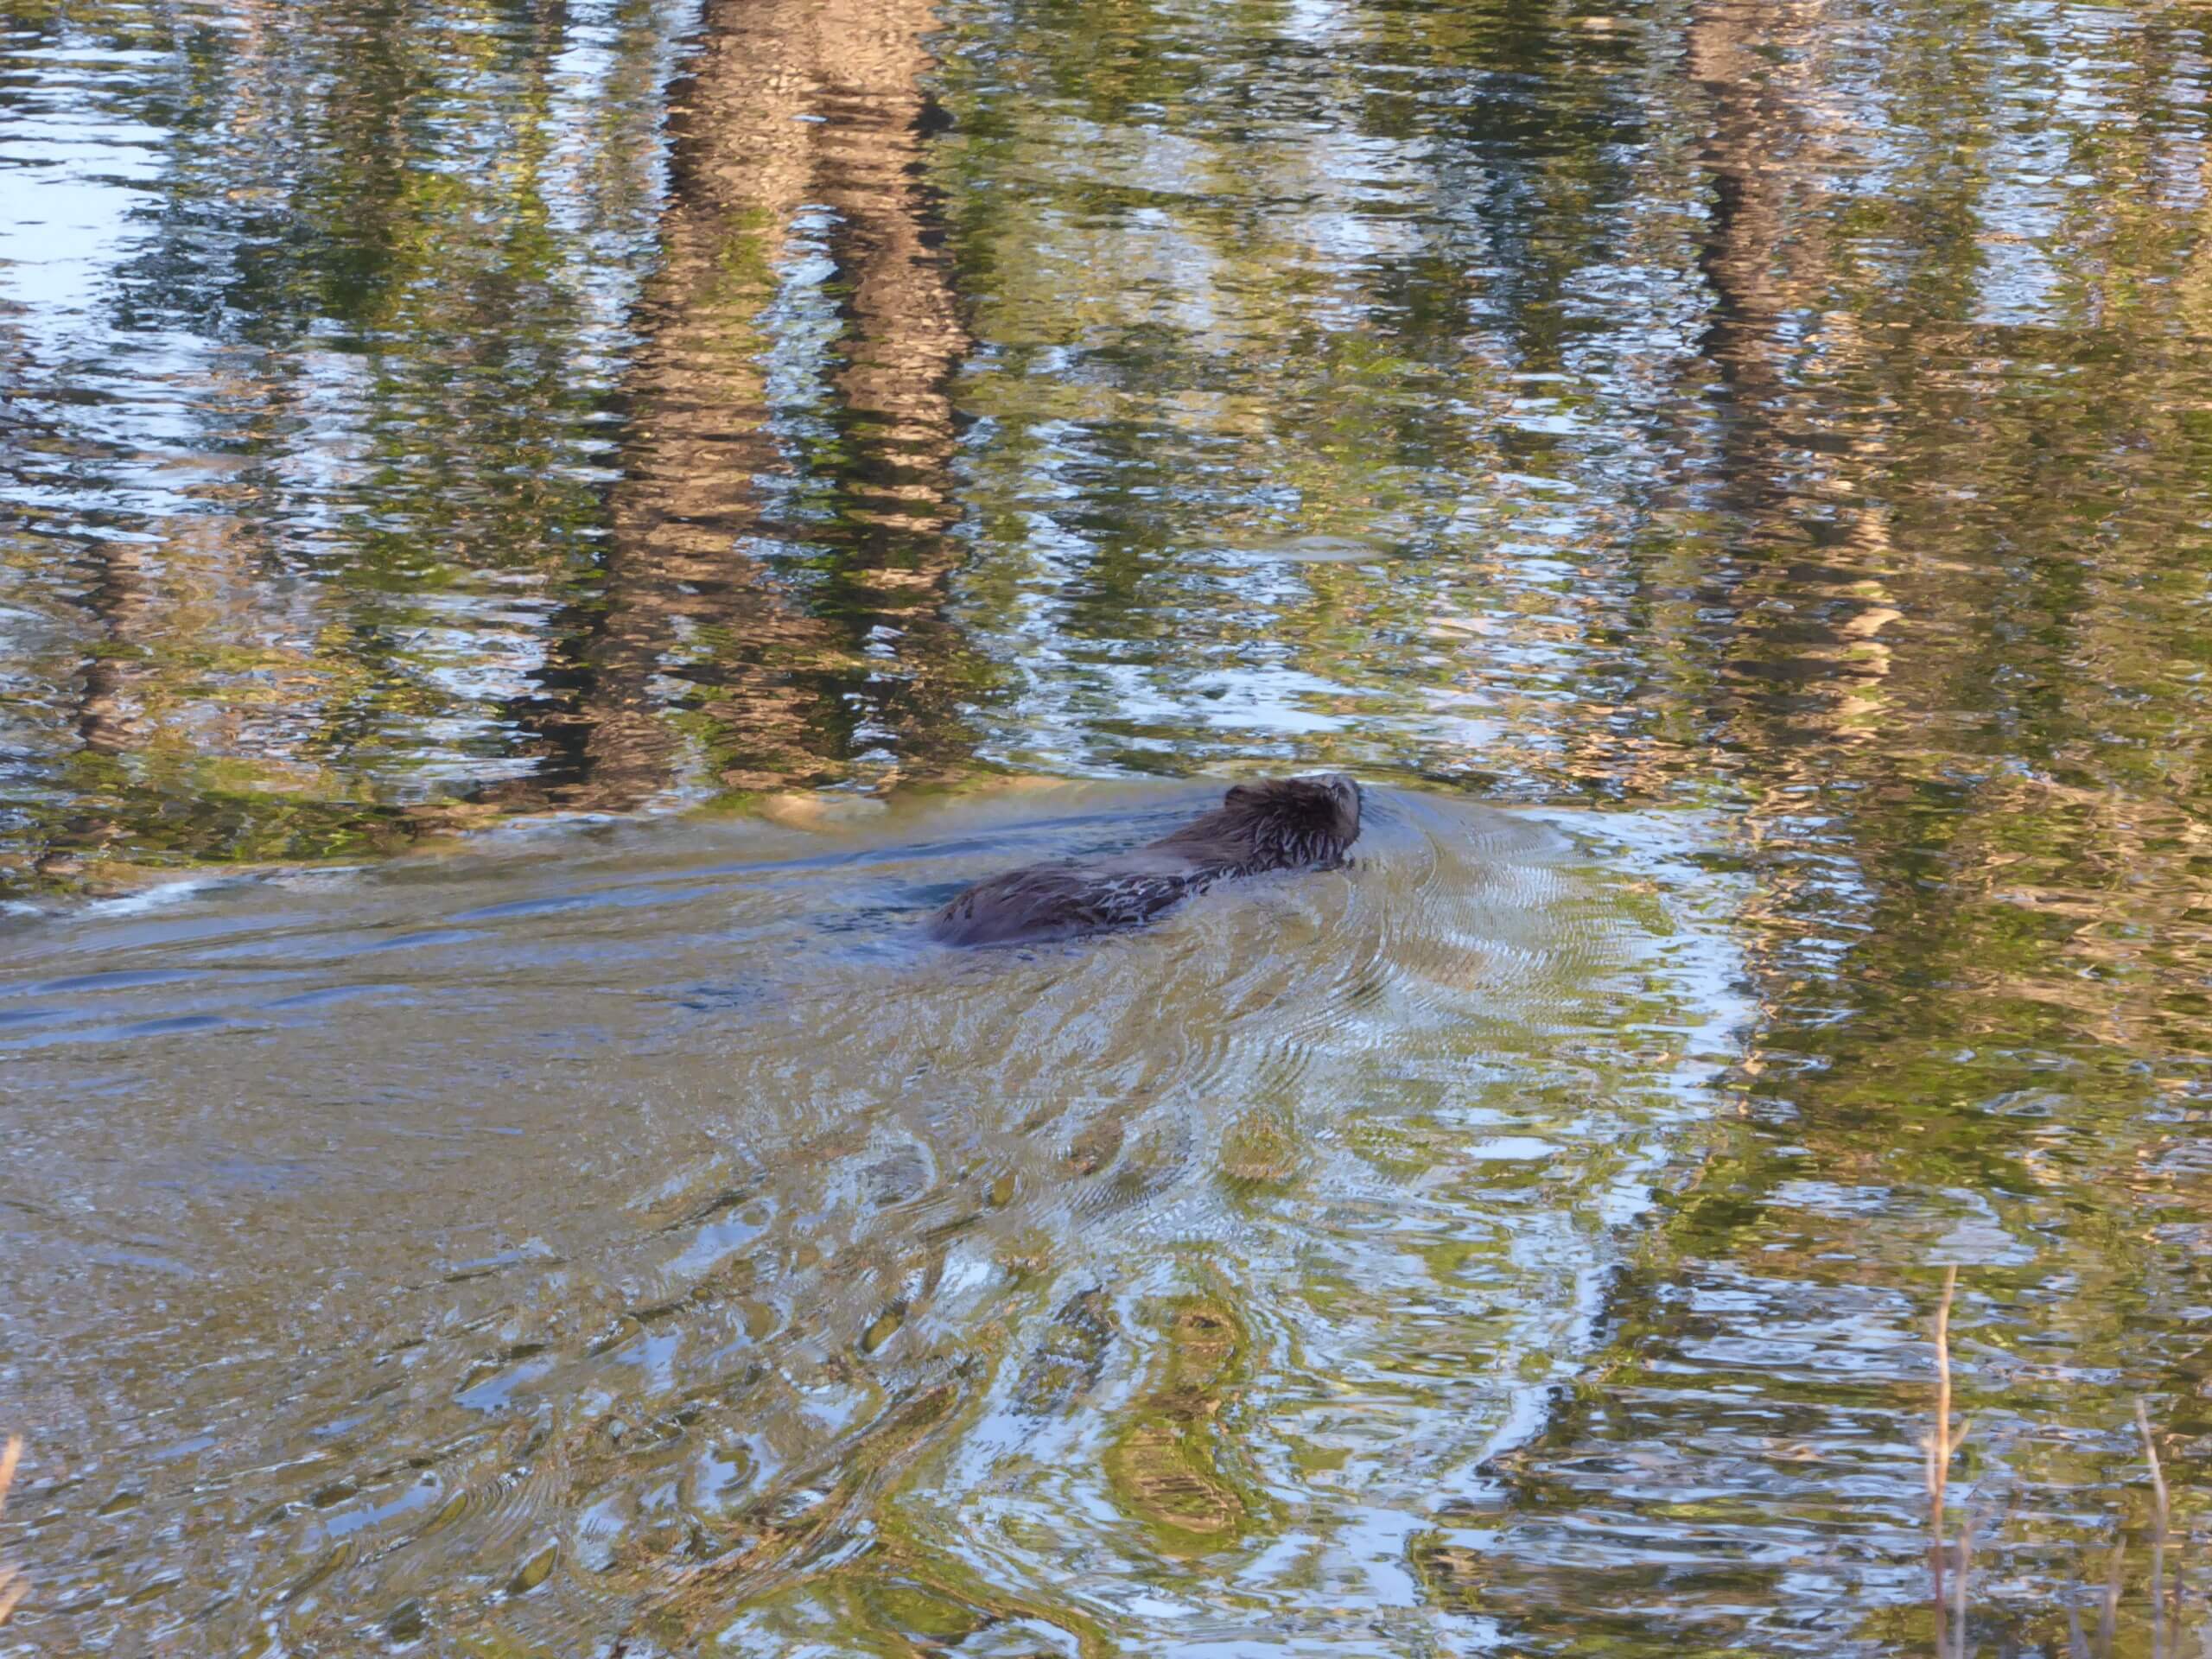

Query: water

[2,0,2209,1652]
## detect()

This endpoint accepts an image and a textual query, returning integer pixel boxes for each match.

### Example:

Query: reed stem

[0,1434,22,1624]
[1928,1267,1967,1658]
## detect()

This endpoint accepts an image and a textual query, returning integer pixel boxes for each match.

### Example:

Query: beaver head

[1160,772,1363,872]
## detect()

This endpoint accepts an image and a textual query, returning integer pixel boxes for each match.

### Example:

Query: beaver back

[928,775,1361,947]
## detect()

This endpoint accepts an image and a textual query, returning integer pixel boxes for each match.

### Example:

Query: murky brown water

[3,0,2211,1652]
[3,789,1740,1652]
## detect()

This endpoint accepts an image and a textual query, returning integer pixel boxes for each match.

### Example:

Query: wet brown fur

[928,774,1363,947]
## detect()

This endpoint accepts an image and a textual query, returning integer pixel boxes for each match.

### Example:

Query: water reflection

[3,0,2212,1651]
[1,0,689,883]
[502,0,979,815]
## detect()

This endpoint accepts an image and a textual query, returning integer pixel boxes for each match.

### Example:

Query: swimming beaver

[929,774,1363,946]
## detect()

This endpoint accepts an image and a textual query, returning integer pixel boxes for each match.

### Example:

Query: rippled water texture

[3,0,2211,1652]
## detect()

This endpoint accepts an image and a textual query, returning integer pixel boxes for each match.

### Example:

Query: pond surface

[2,0,2209,1653]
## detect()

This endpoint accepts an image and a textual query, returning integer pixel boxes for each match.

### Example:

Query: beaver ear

[1224,784,1259,806]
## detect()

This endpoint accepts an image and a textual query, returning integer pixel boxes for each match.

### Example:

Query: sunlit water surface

[3,0,2211,1652]
[4,789,1744,1654]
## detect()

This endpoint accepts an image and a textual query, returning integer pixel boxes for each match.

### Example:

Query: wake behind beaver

[927,774,1363,946]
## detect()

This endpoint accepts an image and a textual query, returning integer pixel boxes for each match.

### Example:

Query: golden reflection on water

[499,0,978,816]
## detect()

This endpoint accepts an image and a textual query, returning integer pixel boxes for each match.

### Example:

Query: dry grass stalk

[2100,1540,2126,1656]
[1927,1266,1971,1658]
[1926,1317,2199,1659]
[2172,1532,2187,1647]
[1954,1509,1972,1659]
[0,1434,22,1624]
[2139,1402,2171,1659]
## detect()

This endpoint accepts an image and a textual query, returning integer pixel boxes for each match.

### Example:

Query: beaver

[928,774,1363,947]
